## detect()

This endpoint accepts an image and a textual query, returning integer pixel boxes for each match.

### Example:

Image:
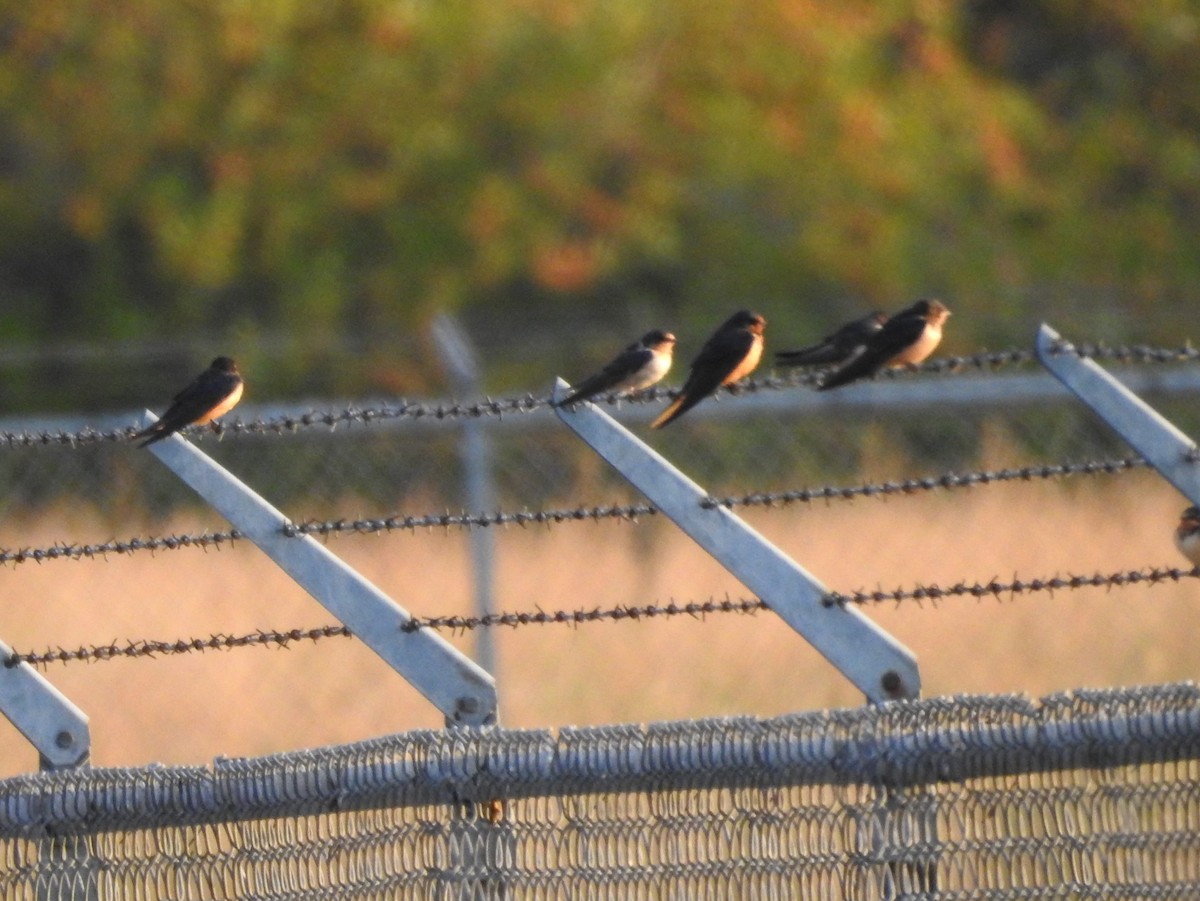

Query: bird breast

[890,322,943,367]
[722,336,764,385]
[629,350,673,390]
[194,381,244,425]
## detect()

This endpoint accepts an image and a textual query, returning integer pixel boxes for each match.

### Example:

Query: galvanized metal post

[429,316,506,896]
[551,378,921,703]
[141,412,498,727]
[0,638,89,771]
[1036,323,1200,505]
[430,314,498,678]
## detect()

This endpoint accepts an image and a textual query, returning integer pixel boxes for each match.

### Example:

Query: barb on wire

[0,454,1147,566]
[9,564,1198,667]
[1,341,1195,447]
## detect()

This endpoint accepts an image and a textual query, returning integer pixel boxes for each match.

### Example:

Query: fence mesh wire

[1,683,1198,899]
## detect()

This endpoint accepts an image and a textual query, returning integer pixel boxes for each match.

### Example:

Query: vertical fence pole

[431,314,498,679]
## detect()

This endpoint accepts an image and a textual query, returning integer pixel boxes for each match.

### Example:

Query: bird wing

[776,315,884,368]
[775,339,841,367]
[161,371,240,429]
[819,314,926,390]
[691,326,757,390]
[651,328,756,428]
[560,344,653,405]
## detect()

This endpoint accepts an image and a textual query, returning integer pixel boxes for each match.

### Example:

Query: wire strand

[0,531,242,565]
[8,564,1197,667]
[0,454,1146,566]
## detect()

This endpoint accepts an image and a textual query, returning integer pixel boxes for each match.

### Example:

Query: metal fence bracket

[1036,324,1200,505]
[552,379,921,703]
[0,638,90,770]
[140,412,498,727]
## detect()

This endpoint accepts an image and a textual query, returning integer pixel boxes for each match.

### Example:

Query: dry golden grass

[0,469,1196,778]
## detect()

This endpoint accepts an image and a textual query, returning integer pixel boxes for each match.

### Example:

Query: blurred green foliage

[1,0,1199,405]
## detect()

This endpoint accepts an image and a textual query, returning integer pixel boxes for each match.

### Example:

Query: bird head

[728,310,766,334]
[642,330,677,350]
[913,299,951,323]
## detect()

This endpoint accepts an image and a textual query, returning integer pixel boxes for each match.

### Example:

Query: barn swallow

[818,298,950,391]
[775,311,889,368]
[1175,506,1200,566]
[651,310,766,429]
[556,329,676,407]
[133,356,244,447]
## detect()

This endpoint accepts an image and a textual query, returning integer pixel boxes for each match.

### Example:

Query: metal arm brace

[551,380,920,703]
[0,638,89,770]
[1036,324,1200,506]
[141,412,497,727]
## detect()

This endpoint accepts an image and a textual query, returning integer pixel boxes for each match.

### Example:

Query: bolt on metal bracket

[1036,324,1200,506]
[0,638,90,770]
[140,412,498,727]
[552,379,920,703]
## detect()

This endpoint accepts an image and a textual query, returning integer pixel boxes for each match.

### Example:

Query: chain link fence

[2,684,1198,899]
[0,341,1199,894]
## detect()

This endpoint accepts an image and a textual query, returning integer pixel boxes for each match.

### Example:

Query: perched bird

[133,356,244,447]
[556,329,676,407]
[818,298,951,391]
[775,311,889,368]
[651,310,766,429]
[1175,506,1200,566]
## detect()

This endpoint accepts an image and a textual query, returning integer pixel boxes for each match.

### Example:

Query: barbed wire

[0,341,1195,448]
[0,454,1147,567]
[284,501,661,538]
[699,456,1148,511]
[822,564,1200,608]
[9,563,1197,667]
[397,564,1200,629]
[288,455,1148,537]
[0,530,242,566]
[5,626,352,667]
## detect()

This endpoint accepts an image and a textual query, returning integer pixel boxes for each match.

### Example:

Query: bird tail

[136,428,167,448]
[817,361,864,391]
[775,345,834,368]
[555,385,592,408]
[650,393,692,429]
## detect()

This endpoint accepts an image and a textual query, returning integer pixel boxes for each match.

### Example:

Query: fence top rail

[0,681,1196,838]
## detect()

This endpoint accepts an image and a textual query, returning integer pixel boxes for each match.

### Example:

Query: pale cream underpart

[194,381,244,425]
